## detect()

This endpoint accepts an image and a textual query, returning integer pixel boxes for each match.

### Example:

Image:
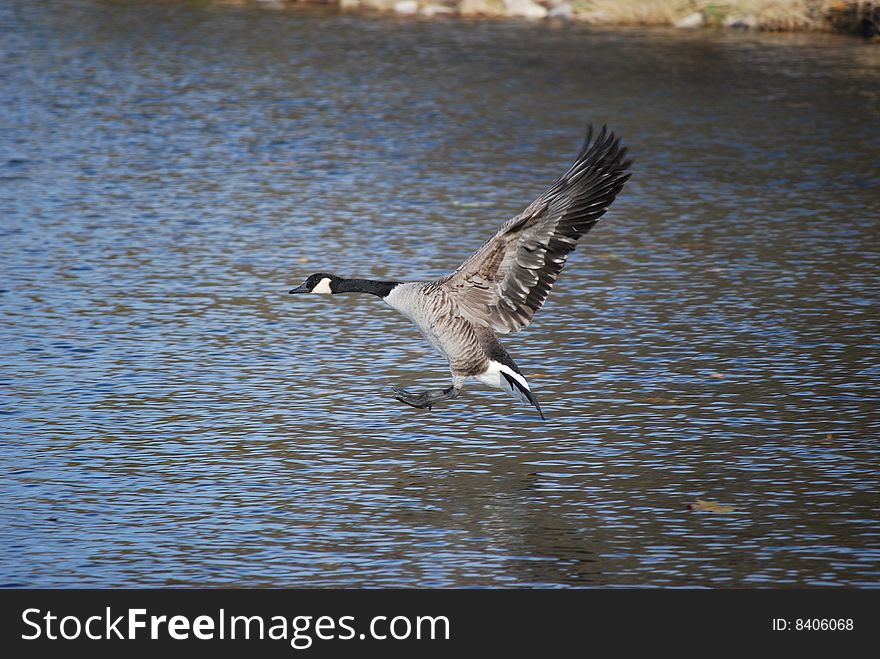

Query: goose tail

[499,370,545,421]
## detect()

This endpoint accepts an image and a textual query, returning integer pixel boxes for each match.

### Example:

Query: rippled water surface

[2,0,879,587]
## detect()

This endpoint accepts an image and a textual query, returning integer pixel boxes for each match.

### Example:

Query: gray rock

[723,14,758,29]
[503,0,548,19]
[394,0,419,13]
[421,4,456,15]
[548,3,573,20]
[675,12,704,29]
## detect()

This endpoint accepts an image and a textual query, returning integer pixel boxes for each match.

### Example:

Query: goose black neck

[335,278,399,298]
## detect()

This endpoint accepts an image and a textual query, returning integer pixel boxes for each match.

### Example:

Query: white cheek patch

[312,277,333,294]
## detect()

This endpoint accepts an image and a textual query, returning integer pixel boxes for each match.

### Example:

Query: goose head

[289,273,341,295]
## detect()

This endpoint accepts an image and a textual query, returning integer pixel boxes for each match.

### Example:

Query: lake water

[2,0,878,587]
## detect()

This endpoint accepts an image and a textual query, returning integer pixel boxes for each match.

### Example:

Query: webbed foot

[392,385,460,411]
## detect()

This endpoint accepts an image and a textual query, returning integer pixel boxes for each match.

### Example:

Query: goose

[290,125,631,419]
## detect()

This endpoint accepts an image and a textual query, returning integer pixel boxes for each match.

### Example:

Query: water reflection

[1,0,878,587]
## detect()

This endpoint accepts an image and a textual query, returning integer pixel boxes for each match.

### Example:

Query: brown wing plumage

[434,125,632,334]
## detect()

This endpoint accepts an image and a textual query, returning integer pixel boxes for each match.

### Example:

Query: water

[1,0,878,588]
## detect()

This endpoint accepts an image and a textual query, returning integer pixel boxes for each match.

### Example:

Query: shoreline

[206,0,880,37]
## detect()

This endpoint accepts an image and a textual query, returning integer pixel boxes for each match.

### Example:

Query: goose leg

[393,385,460,411]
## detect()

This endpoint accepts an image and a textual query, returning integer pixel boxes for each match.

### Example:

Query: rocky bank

[215,0,880,37]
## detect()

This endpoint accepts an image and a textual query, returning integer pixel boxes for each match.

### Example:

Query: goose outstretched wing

[435,125,632,334]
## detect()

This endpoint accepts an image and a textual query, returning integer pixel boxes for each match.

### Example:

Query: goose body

[290,126,631,419]
[383,282,540,413]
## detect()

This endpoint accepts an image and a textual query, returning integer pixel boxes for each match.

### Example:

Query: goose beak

[289,284,309,294]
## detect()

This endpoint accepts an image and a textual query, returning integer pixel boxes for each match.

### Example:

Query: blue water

[1,0,878,587]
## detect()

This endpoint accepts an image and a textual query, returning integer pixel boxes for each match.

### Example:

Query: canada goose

[290,125,631,419]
